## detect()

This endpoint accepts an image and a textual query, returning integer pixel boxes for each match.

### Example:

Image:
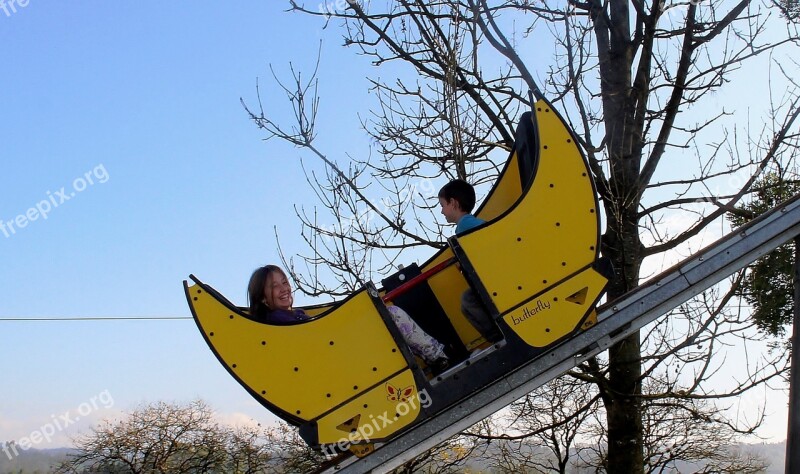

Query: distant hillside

[502,441,786,473]
[0,441,788,473]
[0,447,73,474]
[662,442,786,474]
[747,442,788,474]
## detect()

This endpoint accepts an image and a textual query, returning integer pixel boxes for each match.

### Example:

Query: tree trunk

[601,196,645,472]
[593,0,646,467]
[606,332,644,472]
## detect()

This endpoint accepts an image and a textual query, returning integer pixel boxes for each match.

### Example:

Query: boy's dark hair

[438,179,477,213]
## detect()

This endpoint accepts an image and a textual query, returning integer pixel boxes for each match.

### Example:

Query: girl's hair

[247,265,287,316]
[438,179,477,213]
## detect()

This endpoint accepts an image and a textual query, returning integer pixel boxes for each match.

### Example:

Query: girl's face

[265,271,293,311]
[438,196,460,224]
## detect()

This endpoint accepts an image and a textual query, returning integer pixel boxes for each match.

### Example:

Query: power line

[0,316,192,321]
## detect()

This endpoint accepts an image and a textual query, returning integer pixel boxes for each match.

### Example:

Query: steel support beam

[786,237,800,474]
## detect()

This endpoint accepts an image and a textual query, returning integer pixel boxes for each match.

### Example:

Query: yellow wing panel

[457,103,599,315]
[476,149,522,222]
[189,284,409,421]
[502,267,607,347]
[427,263,484,349]
[316,370,423,445]
[420,249,485,349]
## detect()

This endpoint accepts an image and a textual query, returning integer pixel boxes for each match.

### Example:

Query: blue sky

[0,1,382,449]
[0,0,792,453]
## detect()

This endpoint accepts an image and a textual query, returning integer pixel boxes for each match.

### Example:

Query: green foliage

[777,0,800,22]
[729,173,800,336]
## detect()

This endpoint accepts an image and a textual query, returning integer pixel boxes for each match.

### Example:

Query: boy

[438,179,503,343]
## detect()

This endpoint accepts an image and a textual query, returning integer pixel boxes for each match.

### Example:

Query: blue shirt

[456,214,485,235]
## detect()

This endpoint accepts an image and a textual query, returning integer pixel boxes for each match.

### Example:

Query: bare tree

[388,435,485,473]
[246,1,800,472]
[55,400,321,474]
[479,377,600,473]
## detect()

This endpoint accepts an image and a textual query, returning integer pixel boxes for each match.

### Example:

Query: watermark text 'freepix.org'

[2,389,115,460]
[1,163,110,239]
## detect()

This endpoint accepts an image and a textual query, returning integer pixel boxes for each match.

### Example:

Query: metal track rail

[323,194,800,473]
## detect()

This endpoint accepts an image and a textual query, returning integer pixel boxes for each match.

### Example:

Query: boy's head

[438,179,476,224]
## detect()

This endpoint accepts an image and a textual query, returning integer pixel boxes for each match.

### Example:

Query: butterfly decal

[386,384,414,403]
